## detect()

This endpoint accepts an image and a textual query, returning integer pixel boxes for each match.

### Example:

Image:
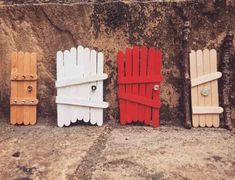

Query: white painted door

[56,46,109,127]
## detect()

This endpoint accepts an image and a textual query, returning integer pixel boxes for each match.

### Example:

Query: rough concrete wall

[0,1,234,125]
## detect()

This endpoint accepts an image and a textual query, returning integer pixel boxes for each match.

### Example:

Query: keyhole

[91,85,97,91]
[27,85,33,93]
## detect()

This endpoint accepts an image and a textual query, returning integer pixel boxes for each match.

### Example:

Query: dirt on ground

[0,118,234,180]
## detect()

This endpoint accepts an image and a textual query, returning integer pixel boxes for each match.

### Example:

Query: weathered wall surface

[0,1,234,125]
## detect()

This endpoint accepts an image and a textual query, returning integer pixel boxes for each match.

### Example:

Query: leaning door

[118,46,163,128]
[56,46,109,127]
[190,49,223,127]
[10,52,38,125]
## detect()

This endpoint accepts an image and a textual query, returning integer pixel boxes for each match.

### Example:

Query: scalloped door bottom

[56,46,108,127]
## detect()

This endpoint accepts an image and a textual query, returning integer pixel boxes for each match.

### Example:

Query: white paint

[56,46,108,127]
[55,74,108,88]
[56,97,109,108]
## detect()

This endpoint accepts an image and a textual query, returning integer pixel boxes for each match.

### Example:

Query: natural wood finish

[10,52,37,125]
[10,52,18,125]
[192,106,223,114]
[203,49,212,127]
[191,72,222,87]
[196,50,206,127]
[10,99,38,105]
[11,74,37,81]
[190,50,199,127]
[190,49,222,127]
[210,49,220,127]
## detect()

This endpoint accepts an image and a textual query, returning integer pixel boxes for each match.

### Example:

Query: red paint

[118,46,163,128]
[118,51,126,125]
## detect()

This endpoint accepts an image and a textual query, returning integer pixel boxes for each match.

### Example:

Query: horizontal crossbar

[10,98,38,105]
[118,75,163,84]
[119,92,160,108]
[192,106,223,114]
[191,72,222,87]
[11,74,37,81]
[56,74,108,88]
[56,96,109,109]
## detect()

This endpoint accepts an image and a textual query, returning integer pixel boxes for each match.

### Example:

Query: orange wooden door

[10,52,38,125]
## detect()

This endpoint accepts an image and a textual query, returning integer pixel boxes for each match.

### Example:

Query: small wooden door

[190,49,223,127]
[56,46,109,127]
[118,46,163,128]
[10,52,38,125]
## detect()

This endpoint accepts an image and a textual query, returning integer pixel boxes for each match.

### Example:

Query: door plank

[10,52,18,124]
[83,48,91,122]
[145,48,155,125]
[132,46,140,121]
[69,47,78,124]
[118,51,126,125]
[125,48,133,123]
[23,52,31,125]
[56,51,65,127]
[203,49,213,127]
[196,50,206,127]
[96,52,105,126]
[17,52,25,124]
[29,53,37,125]
[63,50,72,126]
[90,50,99,125]
[76,46,86,121]
[190,50,199,127]
[210,49,220,127]
[138,46,147,122]
[152,50,161,128]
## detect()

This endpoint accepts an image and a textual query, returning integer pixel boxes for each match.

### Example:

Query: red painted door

[118,46,163,128]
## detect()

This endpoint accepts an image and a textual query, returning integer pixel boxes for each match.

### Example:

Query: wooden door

[190,49,223,127]
[56,46,109,127]
[118,46,163,128]
[10,52,38,125]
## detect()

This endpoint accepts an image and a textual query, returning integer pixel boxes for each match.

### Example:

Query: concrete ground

[0,118,234,180]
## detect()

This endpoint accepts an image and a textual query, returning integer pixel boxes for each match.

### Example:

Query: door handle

[27,85,33,92]
[91,85,97,91]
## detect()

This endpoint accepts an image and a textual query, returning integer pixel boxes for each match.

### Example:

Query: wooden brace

[119,92,160,108]
[56,74,108,88]
[56,96,109,109]
[192,106,224,114]
[118,75,163,84]
[191,72,222,87]
[11,74,37,81]
[10,99,39,105]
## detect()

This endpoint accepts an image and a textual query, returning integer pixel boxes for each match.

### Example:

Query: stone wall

[0,1,234,125]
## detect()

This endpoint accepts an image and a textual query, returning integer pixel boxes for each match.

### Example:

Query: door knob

[91,85,97,91]
[27,85,33,92]
[153,84,159,91]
